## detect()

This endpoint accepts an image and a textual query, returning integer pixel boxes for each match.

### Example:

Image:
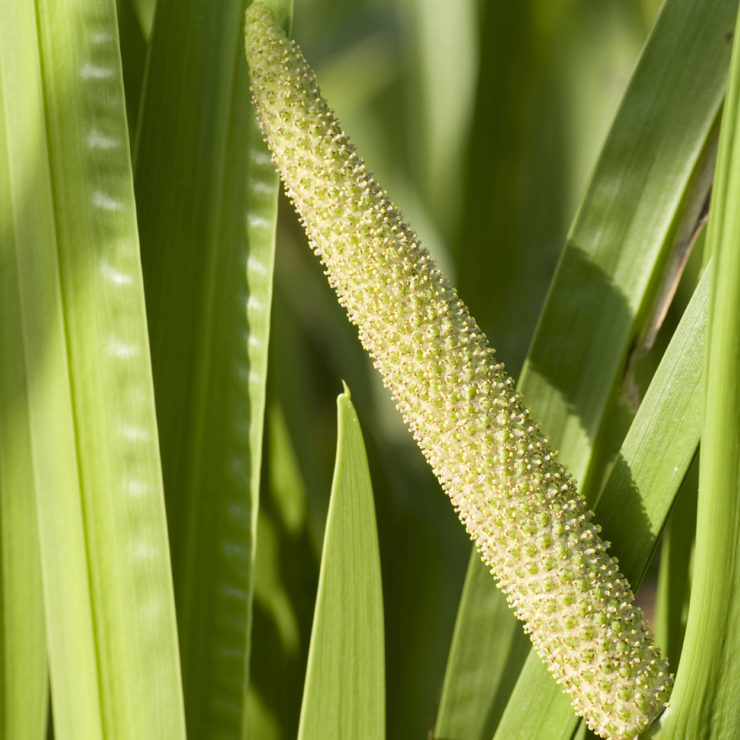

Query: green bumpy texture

[244,4,672,738]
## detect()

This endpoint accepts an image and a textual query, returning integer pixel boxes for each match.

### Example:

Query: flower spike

[244,4,672,738]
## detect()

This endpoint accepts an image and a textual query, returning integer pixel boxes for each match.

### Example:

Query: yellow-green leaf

[298,387,385,740]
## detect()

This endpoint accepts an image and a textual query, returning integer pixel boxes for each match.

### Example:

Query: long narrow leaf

[1,0,186,736]
[520,0,729,492]
[654,457,698,670]
[0,7,49,735]
[655,5,740,735]
[297,387,384,740]
[438,0,734,734]
[37,0,186,735]
[134,0,290,734]
[0,7,102,734]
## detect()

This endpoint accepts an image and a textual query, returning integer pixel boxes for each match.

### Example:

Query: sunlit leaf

[298,387,384,740]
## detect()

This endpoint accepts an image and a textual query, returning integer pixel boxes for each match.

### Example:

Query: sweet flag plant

[244,3,673,738]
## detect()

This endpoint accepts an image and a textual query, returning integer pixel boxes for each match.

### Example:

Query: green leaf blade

[439,1,735,735]
[521,0,732,490]
[0,5,52,738]
[37,0,186,735]
[656,5,740,736]
[654,457,697,671]
[298,387,385,740]
[2,0,186,737]
[134,0,289,733]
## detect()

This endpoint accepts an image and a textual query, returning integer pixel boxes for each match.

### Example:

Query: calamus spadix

[244,4,672,737]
